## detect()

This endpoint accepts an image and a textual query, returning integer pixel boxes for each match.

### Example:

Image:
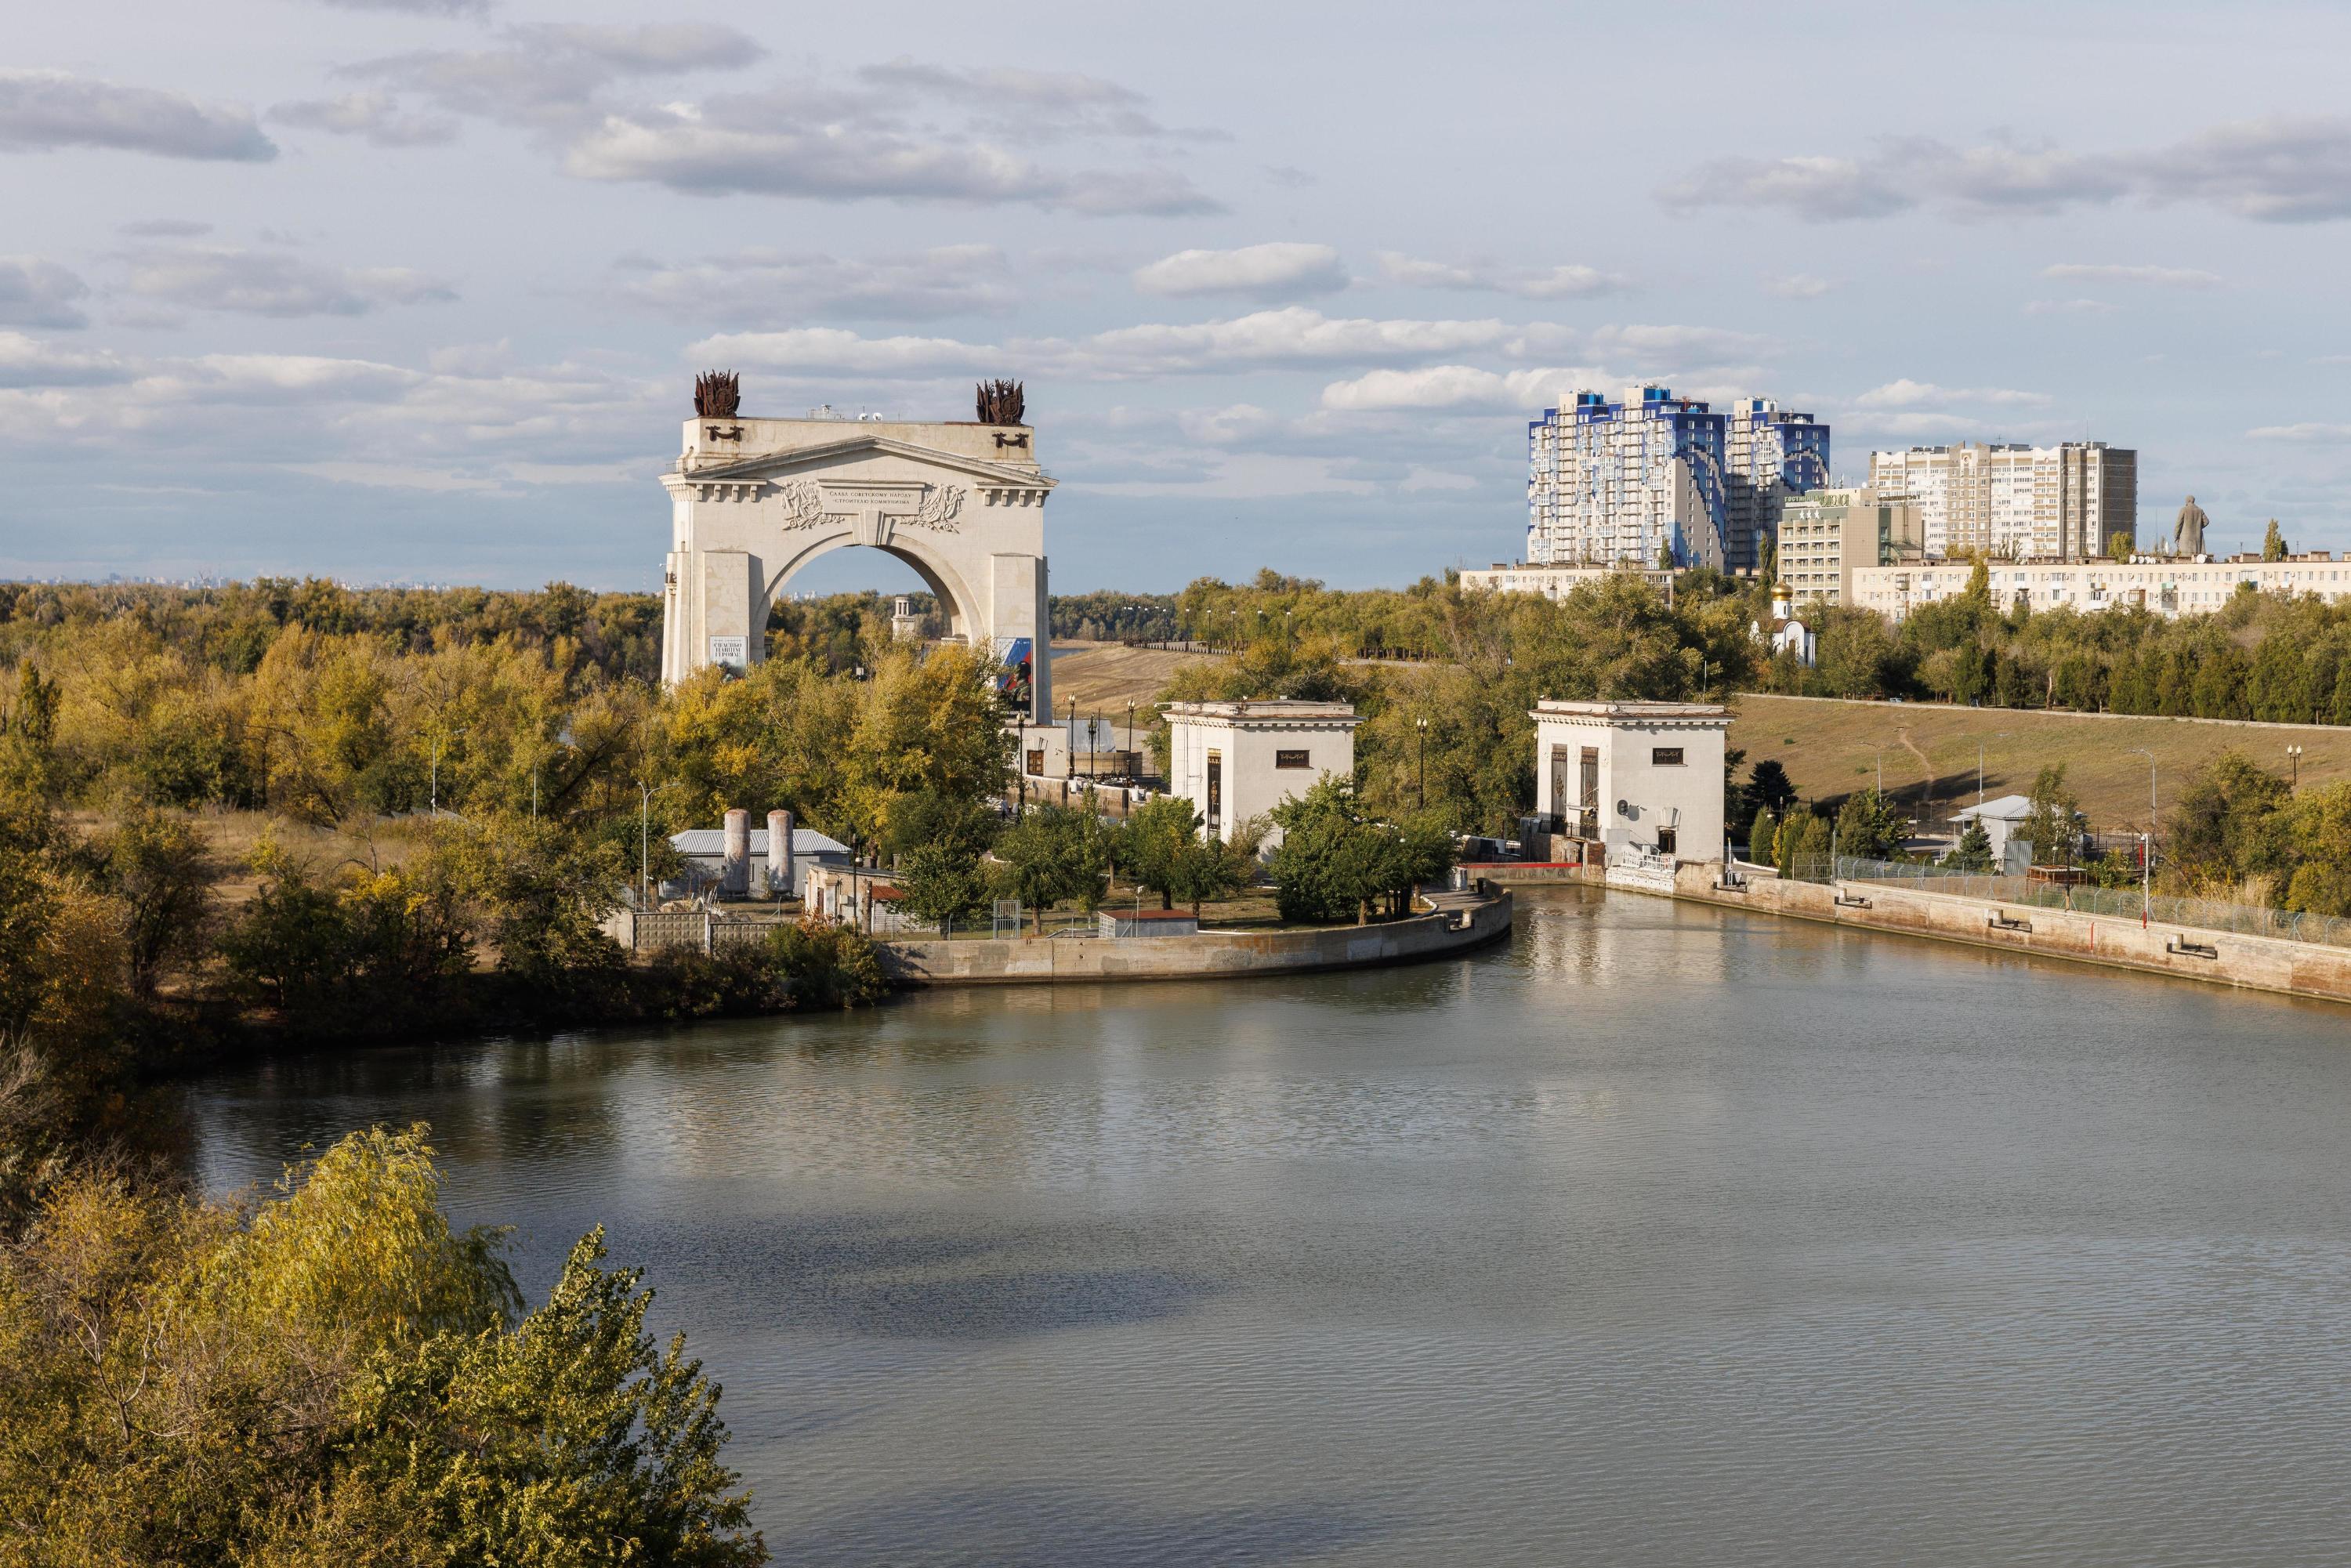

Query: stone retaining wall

[880,891,1512,986]
[1673,861,2351,1005]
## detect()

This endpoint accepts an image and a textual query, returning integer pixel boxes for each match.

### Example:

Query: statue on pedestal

[2172,495,2208,557]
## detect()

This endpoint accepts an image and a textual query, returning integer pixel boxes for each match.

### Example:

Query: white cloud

[687,327,1001,378]
[1853,379,2050,409]
[1376,252,1628,299]
[2248,422,2351,442]
[567,108,1219,214]
[0,259,89,329]
[1763,273,1835,299]
[1083,307,1502,373]
[1663,118,2351,224]
[1317,364,1599,412]
[1133,243,1346,299]
[611,246,1017,322]
[353,36,1223,215]
[2043,263,2222,288]
[2022,297,2120,316]
[313,0,489,13]
[0,332,133,388]
[0,70,275,161]
[692,306,1509,381]
[1570,324,1773,368]
[122,246,458,317]
[271,92,458,148]
[284,461,505,492]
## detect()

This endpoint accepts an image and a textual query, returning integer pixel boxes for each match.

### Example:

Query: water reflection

[187,889,2351,1566]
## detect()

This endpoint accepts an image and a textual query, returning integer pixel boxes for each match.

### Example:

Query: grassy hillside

[1044,642,1212,715]
[1729,693,2351,831]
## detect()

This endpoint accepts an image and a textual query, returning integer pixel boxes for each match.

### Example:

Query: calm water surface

[189,889,2351,1566]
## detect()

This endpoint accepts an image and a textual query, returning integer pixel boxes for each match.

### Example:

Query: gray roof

[1954,795,2033,821]
[671,827,850,858]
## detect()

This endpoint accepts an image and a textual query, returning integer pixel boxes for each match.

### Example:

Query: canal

[189,887,2351,1566]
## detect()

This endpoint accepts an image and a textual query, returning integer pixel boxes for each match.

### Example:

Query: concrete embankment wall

[1673,862,2351,1005]
[880,892,1512,986]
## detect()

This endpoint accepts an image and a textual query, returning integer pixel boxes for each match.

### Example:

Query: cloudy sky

[9,0,2351,593]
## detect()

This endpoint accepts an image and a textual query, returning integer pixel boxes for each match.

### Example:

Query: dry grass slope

[1045,642,1214,715]
[1730,693,2351,830]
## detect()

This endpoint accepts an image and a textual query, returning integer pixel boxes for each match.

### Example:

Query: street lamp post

[1416,717,1429,808]
[2127,746,2157,920]
[2287,742,2305,788]
[637,779,672,911]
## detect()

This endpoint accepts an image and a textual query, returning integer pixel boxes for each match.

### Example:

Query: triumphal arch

[657,379,1054,719]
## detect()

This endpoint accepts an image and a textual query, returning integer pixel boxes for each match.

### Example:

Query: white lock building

[1531,701,1732,880]
[1161,701,1361,851]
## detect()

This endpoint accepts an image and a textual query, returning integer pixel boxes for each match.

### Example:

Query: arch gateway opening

[657,382,1054,720]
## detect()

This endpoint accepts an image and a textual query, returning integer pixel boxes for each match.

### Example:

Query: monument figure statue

[2172,495,2208,557]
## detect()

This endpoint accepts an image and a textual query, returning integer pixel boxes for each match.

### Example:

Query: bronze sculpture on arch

[976,379,1024,425]
[694,371,741,419]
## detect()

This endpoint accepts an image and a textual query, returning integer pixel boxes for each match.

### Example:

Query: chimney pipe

[721,808,750,896]
[767,809,794,899]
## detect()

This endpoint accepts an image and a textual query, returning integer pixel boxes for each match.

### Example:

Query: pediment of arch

[671,433,1054,501]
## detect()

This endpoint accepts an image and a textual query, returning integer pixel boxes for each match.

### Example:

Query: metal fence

[1806,853,2351,951]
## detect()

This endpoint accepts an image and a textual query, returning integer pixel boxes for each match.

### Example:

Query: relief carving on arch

[777,480,831,531]
[907,483,965,532]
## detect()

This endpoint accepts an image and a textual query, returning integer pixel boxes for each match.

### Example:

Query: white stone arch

[658,418,1055,717]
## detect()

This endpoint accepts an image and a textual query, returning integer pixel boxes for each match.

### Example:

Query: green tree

[1163,831,1254,918]
[92,807,216,999]
[989,806,1097,935]
[1120,794,1208,911]
[1943,818,1995,871]
[1778,812,1830,880]
[2166,750,2293,889]
[1746,806,1777,864]
[898,840,993,932]
[2107,530,2135,561]
[1831,787,1907,863]
[2263,518,2288,561]
[0,1125,763,1565]
[2021,764,2083,867]
[1747,759,1798,814]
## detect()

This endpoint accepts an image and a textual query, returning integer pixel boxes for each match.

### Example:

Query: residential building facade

[1457,562,1677,601]
[1868,440,2135,561]
[1776,486,1924,605]
[1852,553,2351,621]
[1724,397,1831,571]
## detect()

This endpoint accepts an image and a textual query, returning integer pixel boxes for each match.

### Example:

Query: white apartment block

[1868,441,2135,561]
[1853,554,2351,621]
[1458,562,1678,601]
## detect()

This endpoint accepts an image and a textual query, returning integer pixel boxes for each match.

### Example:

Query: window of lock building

[1652,747,1686,766]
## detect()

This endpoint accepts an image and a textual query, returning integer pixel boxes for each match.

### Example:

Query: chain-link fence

[1791,853,2351,951]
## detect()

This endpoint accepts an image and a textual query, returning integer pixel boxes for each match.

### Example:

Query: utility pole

[2128,747,2157,881]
